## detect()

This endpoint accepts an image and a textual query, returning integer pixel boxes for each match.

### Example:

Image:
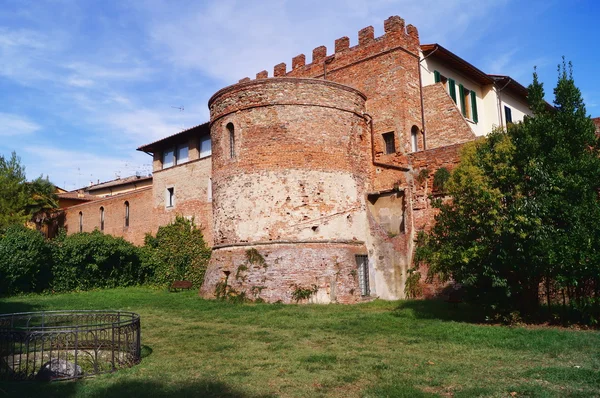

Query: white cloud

[0,113,41,136]
[142,0,509,84]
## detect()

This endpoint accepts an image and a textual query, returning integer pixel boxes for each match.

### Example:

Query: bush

[51,230,148,292]
[142,216,211,287]
[0,225,52,295]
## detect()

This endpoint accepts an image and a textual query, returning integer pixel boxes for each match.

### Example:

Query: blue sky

[1,0,598,190]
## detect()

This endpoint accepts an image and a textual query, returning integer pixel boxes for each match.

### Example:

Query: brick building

[62,15,536,303]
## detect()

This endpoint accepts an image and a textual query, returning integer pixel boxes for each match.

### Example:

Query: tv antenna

[171,105,185,130]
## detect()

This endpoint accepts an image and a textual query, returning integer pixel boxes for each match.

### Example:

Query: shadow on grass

[0,299,41,314]
[0,379,275,398]
[392,299,485,324]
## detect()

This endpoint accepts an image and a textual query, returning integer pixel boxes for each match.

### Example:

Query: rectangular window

[382,132,395,155]
[504,106,513,124]
[355,255,370,296]
[162,148,174,169]
[176,144,189,165]
[166,187,175,208]
[200,136,212,158]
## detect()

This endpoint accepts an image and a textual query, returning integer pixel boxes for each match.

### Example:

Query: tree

[417,61,600,323]
[0,152,28,230]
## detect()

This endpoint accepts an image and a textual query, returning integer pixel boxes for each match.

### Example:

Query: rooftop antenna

[171,105,185,130]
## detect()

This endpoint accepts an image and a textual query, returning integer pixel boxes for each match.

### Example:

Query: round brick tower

[199,78,370,303]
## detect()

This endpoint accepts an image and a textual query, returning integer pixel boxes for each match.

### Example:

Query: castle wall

[63,187,153,246]
[201,78,370,303]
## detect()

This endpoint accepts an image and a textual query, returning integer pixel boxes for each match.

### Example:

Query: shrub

[51,230,147,292]
[142,216,211,287]
[0,225,52,295]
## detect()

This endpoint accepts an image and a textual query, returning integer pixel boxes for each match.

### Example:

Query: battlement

[238,16,420,83]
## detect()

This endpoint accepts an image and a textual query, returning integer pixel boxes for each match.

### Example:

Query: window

[227,123,235,158]
[355,255,370,296]
[504,106,513,124]
[207,178,213,202]
[459,85,479,123]
[433,70,448,88]
[411,126,419,152]
[382,132,395,154]
[176,144,189,164]
[200,136,212,158]
[166,187,175,208]
[124,201,129,227]
[162,148,174,169]
[79,212,83,232]
[100,207,104,231]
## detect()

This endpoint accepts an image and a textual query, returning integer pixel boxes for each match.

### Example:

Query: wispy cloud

[142,0,510,84]
[0,113,41,136]
[23,145,151,190]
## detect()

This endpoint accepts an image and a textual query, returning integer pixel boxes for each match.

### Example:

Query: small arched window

[411,125,420,153]
[79,211,83,233]
[100,207,105,231]
[124,201,130,227]
[227,123,235,158]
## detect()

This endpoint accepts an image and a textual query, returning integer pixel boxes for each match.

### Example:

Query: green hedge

[0,225,52,295]
[50,230,150,292]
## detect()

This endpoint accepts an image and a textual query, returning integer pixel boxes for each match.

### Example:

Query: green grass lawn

[0,287,599,397]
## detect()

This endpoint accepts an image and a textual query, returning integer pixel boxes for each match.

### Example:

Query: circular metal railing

[0,310,141,381]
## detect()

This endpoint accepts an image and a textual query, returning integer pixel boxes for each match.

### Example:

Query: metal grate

[0,310,141,381]
[355,255,370,296]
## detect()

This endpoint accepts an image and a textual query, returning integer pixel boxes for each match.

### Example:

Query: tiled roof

[57,192,97,201]
[85,175,152,192]
[137,122,210,153]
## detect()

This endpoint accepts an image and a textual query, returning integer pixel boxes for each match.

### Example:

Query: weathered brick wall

[200,243,368,304]
[409,143,465,231]
[203,78,370,302]
[423,83,476,149]
[151,157,213,246]
[63,187,154,246]
[593,117,600,134]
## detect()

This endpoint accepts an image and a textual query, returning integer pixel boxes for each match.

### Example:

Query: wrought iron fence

[0,310,141,381]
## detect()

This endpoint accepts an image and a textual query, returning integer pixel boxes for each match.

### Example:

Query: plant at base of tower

[416,60,600,324]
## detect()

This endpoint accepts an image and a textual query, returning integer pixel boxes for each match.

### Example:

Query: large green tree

[0,152,28,229]
[0,152,59,230]
[417,61,600,322]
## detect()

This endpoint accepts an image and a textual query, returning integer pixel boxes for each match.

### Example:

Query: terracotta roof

[85,175,152,192]
[421,44,495,86]
[57,192,98,202]
[137,122,210,153]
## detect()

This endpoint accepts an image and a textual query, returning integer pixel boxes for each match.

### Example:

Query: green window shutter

[458,84,466,116]
[448,79,456,103]
[434,70,441,83]
[470,91,478,123]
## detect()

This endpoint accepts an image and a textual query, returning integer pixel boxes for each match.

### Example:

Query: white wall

[421,53,532,137]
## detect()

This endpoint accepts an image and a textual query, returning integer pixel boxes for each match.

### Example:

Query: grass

[0,287,598,397]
